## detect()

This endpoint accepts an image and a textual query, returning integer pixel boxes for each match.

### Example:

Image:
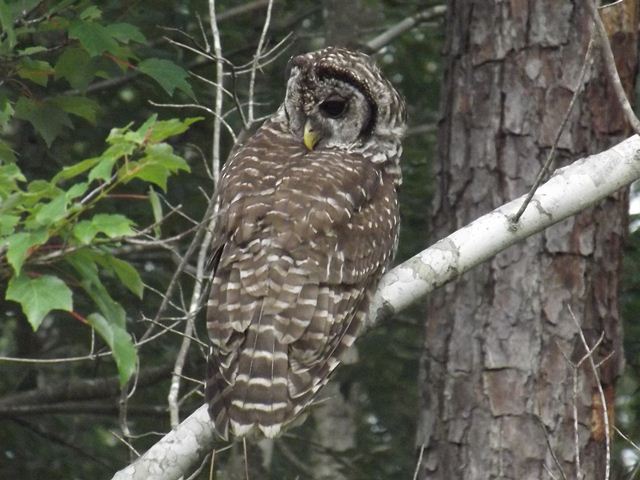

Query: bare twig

[533,414,569,480]
[11,417,112,469]
[0,402,167,417]
[217,0,274,22]
[148,100,237,142]
[0,366,170,407]
[185,452,213,480]
[512,38,594,223]
[568,305,611,480]
[111,430,141,458]
[572,364,582,480]
[209,0,224,184]
[412,444,425,480]
[277,440,314,476]
[248,0,274,125]
[585,0,640,135]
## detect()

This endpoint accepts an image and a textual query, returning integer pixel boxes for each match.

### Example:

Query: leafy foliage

[0,2,193,147]
[1,114,197,384]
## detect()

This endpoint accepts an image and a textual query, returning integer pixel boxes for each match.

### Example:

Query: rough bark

[417,1,637,479]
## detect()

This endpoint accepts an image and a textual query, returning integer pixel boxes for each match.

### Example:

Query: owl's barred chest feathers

[206,47,405,439]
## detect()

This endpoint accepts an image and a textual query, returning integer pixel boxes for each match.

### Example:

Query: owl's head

[282,47,406,164]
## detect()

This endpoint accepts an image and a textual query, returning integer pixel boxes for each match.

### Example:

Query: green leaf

[146,143,191,172]
[147,117,203,143]
[5,229,48,274]
[6,274,73,330]
[16,58,54,86]
[87,156,118,183]
[0,163,25,182]
[96,254,143,298]
[148,187,162,238]
[14,97,72,146]
[66,251,125,327]
[0,0,16,49]
[124,144,190,191]
[121,114,156,145]
[106,23,146,44]
[138,58,194,98]
[0,163,24,198]
[33,193,68,226]
[52,157,100,183]
[65,182,88,201]
[0,140,16,163]
[92,213,135,237]
[86,313,136,386]
[0,95,14,127]
[72,221,96,244]
[69,20,118,57]
[79,5,102,21]
[50,96,99,124]
[0,214,19,235]
[55,47,95,91]
[72,213,135,244]
[87,141,137,182]
[22,180,63,206]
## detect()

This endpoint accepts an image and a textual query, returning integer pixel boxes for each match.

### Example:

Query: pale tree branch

[111,134,640,480]
[365,5,446,52]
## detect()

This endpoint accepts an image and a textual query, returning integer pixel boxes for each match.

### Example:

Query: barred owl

[206,47,406,439]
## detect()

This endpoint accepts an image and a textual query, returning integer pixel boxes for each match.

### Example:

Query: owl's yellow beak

[303,119,320,151]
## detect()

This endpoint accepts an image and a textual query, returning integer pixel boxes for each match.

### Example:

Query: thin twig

[243,437,250,480]
[111,430,141,458]
[585,0,640,135]
[209,448,216,480]
[248,0,274,125]
[568,305,611,480]
[185,452,213,480]
[277,440,314,476]
[10,417,112,469]
[573,364,582,479]
[412,444,425,480]
[534,414,569,480]
[512,37,594,223]
[209,0,224,184]
[148,100,237,142]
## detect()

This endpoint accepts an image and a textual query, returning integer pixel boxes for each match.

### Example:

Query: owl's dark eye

[320,97,348,118]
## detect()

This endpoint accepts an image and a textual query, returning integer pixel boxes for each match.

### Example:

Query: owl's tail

[207,313,291,439]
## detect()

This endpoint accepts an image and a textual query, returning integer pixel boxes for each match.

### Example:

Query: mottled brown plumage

[206,47,406,439]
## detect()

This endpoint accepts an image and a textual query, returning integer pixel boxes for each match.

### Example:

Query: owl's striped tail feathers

[206,317,290,440]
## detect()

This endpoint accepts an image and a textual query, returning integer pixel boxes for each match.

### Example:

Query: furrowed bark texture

[417,1,637,479]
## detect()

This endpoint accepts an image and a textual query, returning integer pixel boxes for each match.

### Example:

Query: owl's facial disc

[284,59,375,151]
[303,95,350,150]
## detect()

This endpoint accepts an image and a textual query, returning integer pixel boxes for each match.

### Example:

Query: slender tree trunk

[417,1,637,479]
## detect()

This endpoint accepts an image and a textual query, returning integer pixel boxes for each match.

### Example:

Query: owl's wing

[205,123,399,439]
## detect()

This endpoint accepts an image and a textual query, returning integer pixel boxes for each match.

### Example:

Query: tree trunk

[417,1,637,479]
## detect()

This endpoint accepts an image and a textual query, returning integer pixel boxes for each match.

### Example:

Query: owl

[206,46,406,439]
